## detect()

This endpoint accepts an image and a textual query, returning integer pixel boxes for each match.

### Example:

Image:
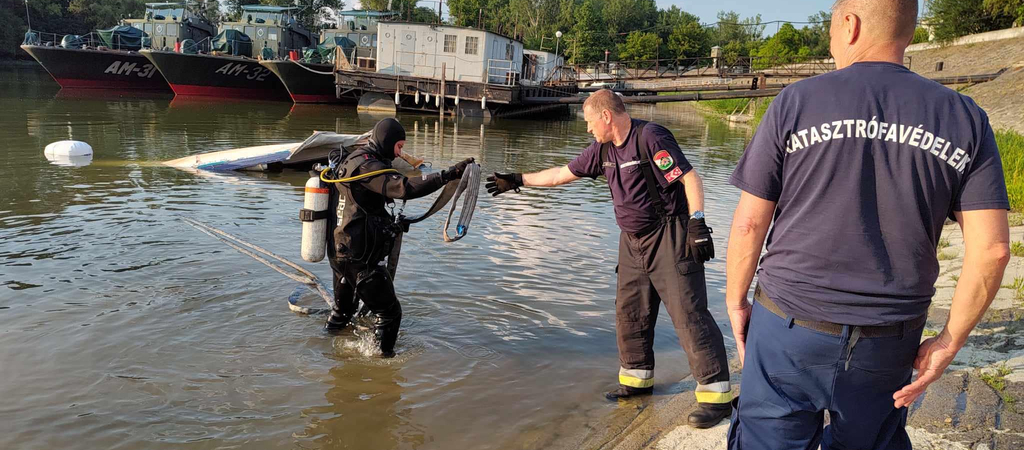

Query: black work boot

[687,402,732,429]
[324,310,352,334]
[371,309,402,358]
[605,385,653,400]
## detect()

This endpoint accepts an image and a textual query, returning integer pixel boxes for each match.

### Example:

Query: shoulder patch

[664,166,683,183]
[654,150,674,171]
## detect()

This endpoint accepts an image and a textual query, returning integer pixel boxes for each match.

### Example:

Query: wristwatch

[690,211,705,220]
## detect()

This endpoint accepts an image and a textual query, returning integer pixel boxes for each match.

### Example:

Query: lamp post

[555,30,562,57]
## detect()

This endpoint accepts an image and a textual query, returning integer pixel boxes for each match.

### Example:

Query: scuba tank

[299,175,330,262]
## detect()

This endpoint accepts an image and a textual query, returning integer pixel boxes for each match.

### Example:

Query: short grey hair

[832,0,918,43]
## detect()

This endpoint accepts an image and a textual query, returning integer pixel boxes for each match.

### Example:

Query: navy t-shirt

[568,119,693,233]
[731,62,1009,326]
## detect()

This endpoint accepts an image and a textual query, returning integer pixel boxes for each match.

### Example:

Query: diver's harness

[312,147,480,278]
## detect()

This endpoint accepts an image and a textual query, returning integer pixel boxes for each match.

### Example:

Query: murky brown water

[0,65,753,449]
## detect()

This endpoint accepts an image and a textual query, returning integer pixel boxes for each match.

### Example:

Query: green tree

[601,0,657,44]
[797,11,830,56]
[711,11,763,59]
[754,22,802,68]
[911,27,930,44]
[657,6,709,59]
[983,0,1024,24]
[925,0,1014,41]
[617,30,660,60]
[564,0,606,63]
[409,6,439,23]
[68,0,146,29]
[225,0,261,21]
[258,0,346,31]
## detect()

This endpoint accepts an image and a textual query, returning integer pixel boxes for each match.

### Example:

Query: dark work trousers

[727,293,924,450]
[616,216,731,403]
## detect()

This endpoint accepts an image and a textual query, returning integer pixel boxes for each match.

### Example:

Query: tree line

[4,0,1022,60]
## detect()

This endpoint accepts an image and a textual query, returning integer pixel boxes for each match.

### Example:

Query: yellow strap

[319,167,400,184]
[695,391,733,404]
[619,374,655,388]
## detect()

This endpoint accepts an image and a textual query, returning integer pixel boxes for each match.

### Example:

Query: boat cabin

[125,2,216,50]
[219,5,316,58]
[320,10,397,69]
[376,22,525,85]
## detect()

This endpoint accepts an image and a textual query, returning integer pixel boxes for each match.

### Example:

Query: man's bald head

[831,0,918,44]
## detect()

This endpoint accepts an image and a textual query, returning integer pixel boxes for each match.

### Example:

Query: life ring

[361,35,370,46]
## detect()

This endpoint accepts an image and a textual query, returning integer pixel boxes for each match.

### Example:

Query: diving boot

[605,385,653,400]
[371,310,402,358]
[687,402,732,429]
[324,310,353,334]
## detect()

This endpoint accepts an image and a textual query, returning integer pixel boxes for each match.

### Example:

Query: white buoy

[481,96,487,109]
[435,93,441,107]
[415,91,420,104]
[455,94,460,105]
[426,93,430,103]
[45,140,92,157]
[394,91,400,105]
[44,140,93,167]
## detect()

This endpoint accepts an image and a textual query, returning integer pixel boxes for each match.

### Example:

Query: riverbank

[593,216,1024,450]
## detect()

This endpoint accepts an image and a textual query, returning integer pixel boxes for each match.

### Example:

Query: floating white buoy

[45,140,92,157]
[415,91,420,104]
[394,91,400,104]
[44,141,93,167]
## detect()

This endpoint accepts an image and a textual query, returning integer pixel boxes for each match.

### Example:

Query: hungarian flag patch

[654,150,674,171]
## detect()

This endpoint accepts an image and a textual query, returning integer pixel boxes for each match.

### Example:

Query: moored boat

[260,10,394,104]
[20,2,215,91]
[141,5,315,101]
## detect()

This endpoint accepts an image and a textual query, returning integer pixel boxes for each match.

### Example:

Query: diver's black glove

[485,172,524,196]
[685,218,715,263]
[441,158,475,183]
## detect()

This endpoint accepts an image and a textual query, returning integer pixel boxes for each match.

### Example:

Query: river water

[0,65,753,449]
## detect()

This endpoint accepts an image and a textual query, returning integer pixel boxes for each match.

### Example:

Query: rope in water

[182,217,335,314]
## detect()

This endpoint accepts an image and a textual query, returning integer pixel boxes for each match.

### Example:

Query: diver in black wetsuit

[324,118,473,357]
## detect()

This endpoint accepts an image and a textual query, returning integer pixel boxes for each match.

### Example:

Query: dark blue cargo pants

[727,288,925,450]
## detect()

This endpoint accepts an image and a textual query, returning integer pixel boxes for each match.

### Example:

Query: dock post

[440,63,446,120]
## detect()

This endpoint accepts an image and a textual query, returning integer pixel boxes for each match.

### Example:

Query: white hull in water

[163,131,370,172]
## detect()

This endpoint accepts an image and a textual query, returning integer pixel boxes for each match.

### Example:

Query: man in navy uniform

[486,89,732,428]
[724,0,1011,448]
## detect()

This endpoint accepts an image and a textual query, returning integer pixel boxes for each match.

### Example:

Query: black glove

[685,218,715,263]
[442,157,475,183]
[485,172,524,196]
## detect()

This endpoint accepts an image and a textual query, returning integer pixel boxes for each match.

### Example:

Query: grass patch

[937,250,958,260]
[694,98,752,115]
[938,238,951,249]
[980,365,1012,392]
[951,274,959,282]
[1012,276,1024,300]
[1013,241,1024,257]
[922,329,939,337]
[1010,213,1024,227]
[998,130,1024,212]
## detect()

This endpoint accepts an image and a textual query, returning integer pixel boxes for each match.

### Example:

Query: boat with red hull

[141,49,290,100]
[20,45,168,91]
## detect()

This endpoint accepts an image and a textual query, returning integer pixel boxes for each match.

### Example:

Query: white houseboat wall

[376,22,524,85]
[522,49,563,85]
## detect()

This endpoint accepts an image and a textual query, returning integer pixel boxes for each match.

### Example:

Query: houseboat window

[444,34,457,53]
[269,30,278,41]
[348,33,359,44]
[465,36,478,55]
[144,23,153,34]
[245,26,256,37]
[167,26,178,37]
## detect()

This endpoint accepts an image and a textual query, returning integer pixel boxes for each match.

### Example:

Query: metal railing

[24,30,147,51]
[487,59,520,86]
